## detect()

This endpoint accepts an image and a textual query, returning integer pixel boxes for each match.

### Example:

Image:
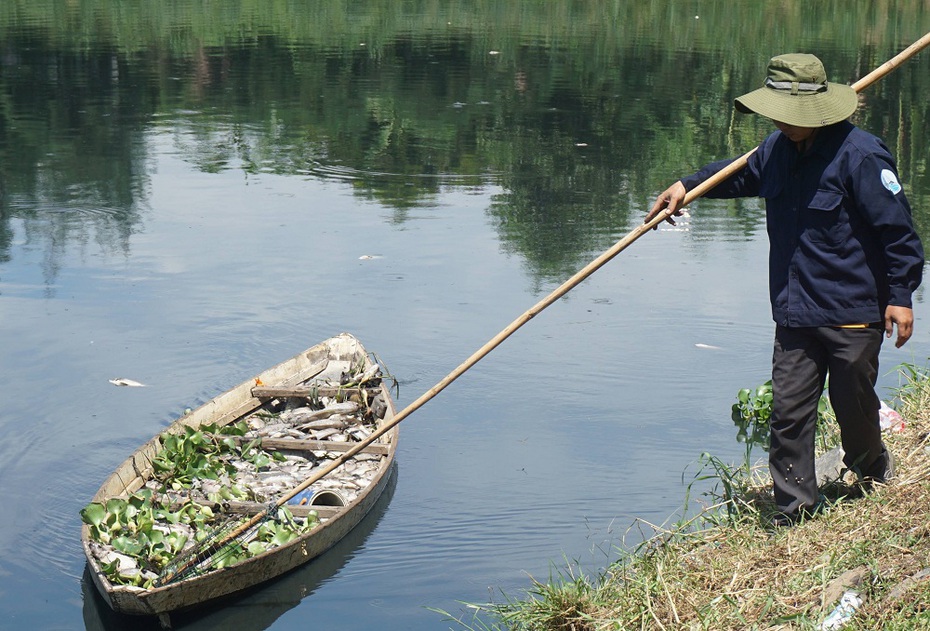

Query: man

[646,53,924,526]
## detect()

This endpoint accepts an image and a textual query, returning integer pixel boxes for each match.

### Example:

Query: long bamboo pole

[161,32,930,585]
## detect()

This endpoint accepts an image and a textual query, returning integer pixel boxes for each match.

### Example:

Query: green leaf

[188,430,206,447]
[112,535,145,556]
[105,498,128,517]
[271,529,297,546]
[80,503,107,527]
[251,453,271,469]
[167,532,188,554]
[129,490,153,507]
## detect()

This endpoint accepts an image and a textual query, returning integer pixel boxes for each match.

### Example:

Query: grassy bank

[452,364,930,629]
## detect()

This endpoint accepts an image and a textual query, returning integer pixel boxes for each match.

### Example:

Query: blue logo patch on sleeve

[881,169,902,195]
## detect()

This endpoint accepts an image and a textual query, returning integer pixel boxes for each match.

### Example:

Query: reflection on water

[2,2,928,285]
[0,3,929,630]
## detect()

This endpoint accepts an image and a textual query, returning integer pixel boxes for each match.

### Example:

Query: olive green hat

[734,53,858,127]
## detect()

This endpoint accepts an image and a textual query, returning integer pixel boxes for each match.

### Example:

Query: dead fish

[358,364,381,383]
[286,402,359,425]
[310,428,341,441]
[100,549,138,572]
[199,480,222,496]
[350,427,372,441]
[695,343,722,350]
[282,454,311,465]
[109,378,146,387]
[256,421,290,434]
[256,473,297,486]
[298,417,349,431]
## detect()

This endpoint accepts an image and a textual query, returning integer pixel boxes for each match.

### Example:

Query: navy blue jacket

[681,121,924,328]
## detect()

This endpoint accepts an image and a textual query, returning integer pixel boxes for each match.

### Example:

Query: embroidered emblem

[881,169,902,195]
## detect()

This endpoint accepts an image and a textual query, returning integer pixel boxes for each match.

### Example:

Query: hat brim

[734,83,857,127]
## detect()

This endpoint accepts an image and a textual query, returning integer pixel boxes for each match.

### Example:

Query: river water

[1,3,929,630]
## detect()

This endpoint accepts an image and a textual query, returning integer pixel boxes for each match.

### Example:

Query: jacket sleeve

[679,134,775,199]
[850,150,924,308]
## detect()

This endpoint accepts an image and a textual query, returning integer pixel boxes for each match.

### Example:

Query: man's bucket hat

[735,53,858,127]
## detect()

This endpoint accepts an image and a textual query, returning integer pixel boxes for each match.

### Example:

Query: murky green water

[1,3,928,629]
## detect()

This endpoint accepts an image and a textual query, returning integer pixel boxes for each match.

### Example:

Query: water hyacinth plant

[81,420,318,587]
[732,380,835,452]
[81,490,209,587]
[151,421,285,497]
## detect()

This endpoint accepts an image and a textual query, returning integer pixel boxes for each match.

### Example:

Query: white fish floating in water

[109,378,146,387]
[694,343,722,350]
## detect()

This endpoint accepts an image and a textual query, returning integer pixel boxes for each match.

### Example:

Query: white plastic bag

[879,401,905,433]
[820,590,862,630]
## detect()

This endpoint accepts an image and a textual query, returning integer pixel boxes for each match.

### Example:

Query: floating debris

[109,378,146,387]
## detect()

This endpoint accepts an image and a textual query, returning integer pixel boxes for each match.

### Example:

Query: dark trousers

[769,324,885,514]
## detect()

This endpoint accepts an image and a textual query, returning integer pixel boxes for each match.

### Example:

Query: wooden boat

[81,333,398,623]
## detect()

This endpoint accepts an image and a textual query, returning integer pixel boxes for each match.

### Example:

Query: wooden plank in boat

[251,384,380,399]
[220,435,391,455]
[206,499,342,520]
